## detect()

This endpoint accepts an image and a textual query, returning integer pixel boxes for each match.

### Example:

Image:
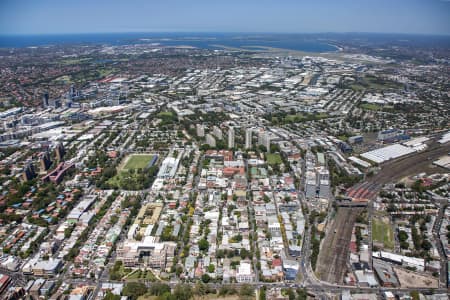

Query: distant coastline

[0,32,340,53]
[326,43,342,52]
[1,32,448,52]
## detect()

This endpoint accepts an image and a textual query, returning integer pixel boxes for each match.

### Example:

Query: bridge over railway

[320,139,450,286]
[336,200,368,207]
[341,140,450,286]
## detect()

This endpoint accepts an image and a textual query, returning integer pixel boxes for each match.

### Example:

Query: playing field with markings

[121,154,155,171]
[372,216,394,250]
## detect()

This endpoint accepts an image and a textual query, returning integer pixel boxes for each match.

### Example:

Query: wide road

[88,278,449,295]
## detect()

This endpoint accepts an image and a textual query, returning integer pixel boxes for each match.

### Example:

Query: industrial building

[372,251,425,272]
[377,128,405,141]
[433,155,450,170]
[348,135,364,144]
[360,144,416,164]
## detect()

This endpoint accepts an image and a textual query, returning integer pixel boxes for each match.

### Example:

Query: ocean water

[0,32,339,52]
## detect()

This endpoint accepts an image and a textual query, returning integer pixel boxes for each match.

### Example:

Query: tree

[400,241,409,249]
[258,145,267,153]
[398,230,408,242]
[173,284,192,300]
[201,273,211,283]
[239,284,254,298]
[149,282,170,296]
[296,288,308,300]
[198,238,209,251]
[104,291,121,300]
[200,144,211,151]
[259,287,266,300]
[207,264,215,273]
[411,180,424,193]
[286,288,296,300]
[240,249,250,259]
[270,144,280,153]
[231,234,243,243]
[64,227,73,239]
[411,227,421,250]
[219,285,237,296]
[122,282,147,300]
[194,282,207,296]
[410,291,420,300]
[158,292,176,300]
[421,240,432,251]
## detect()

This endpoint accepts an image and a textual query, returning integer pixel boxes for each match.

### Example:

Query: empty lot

[395,267,438,288]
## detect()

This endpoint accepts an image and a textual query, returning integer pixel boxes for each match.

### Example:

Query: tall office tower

[213,126,223,140]
[206,134,216,148]
[39,151,52,173]
[196,124,205,137]
[55,143,65,162]
[245,128,252,149]
[228,127,235,149]
[43,93,49,108]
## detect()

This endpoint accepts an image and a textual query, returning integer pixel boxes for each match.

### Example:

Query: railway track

[317,207,362,283]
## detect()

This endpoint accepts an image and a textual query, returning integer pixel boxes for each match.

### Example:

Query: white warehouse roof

[360,144,416,164]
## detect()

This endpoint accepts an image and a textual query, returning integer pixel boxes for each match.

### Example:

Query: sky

[0,0,449,35]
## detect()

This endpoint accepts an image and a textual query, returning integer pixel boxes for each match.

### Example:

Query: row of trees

[309,210,326,271]
[120,282,307,300]
[264,110,330,126]
[120,282,264,300]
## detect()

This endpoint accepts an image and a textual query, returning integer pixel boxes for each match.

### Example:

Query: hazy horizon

[1,0,449,36]
[1,31,450,37]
